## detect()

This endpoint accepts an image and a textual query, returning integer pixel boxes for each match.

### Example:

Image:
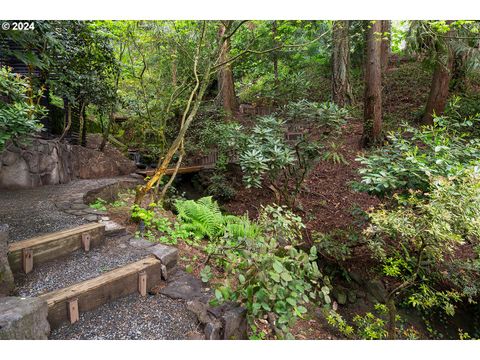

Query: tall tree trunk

[81,104,87,147]
[380,20,391,71]
[272,20,279,87]
[332,20,353,106]
[422,21,454,125]
[217,21,238,116]
[362,20,383,147]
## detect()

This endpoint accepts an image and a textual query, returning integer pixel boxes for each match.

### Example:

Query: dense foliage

[355,115,480,195]
[0,67,45,150]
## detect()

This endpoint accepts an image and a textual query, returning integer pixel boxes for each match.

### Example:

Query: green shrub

[131,203,192,245]
[281,100,348,133]
[327,304,419,340]
[258,204,305,247]
[176,198,332,338]
[355,116,480,195]
[313,229,363,262]
[365,168,480,324]
[206,173,237,201]
[0,66,45,151]
[230,115,321,206]
[213,231,331,339]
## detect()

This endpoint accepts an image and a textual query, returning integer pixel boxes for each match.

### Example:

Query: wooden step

[8,223,105,274]
[40,256,162,329]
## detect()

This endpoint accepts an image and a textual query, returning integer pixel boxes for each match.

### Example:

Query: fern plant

[175,196,224,239]
[174,197,260,241]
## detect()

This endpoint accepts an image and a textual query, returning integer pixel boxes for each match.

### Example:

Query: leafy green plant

[89,198,107,211]
[258,204,305,247]
[224,115,322,207]
[322,141,349,165]
[0,66,45,151]
[281,100,348,133]
[206,173,237,201]
[213,240,331,339]
[327,304,419,340]
[200,265,213,283]
[313,229,362,262]
[131,203,193,245]
[110,200,127,207]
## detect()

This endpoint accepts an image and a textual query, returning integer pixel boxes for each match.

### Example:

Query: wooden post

[138,271,147,297]
[68,298,79,324]
[82,233,91,252]
[22,248,33,274]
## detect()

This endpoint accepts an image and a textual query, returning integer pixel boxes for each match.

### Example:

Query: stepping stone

[83,208,106,215]
[84,215,98,222]
[70,203,89,210]
[129,237,154,249]
[104,221,126,237]
[160,271,205,301]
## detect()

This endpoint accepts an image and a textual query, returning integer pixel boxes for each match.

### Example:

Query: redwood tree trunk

[217,22,238,115]
[422,21,454,125]
[362,20,383,147]
[332,20,353,106]
[380,20,391,71]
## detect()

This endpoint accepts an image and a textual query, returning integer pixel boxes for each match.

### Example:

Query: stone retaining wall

[0,224,14,297]
[0,138,136,189]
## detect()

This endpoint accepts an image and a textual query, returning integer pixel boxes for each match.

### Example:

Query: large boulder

[0,297,50,339]
[0,224,14,297]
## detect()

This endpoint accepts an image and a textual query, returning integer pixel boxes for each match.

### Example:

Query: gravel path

[15,234,153,297]
[1,176,205,340]
[50,293,201,340]
[0,176,137,242]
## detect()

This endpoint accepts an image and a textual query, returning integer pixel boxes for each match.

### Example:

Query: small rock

[222,305,248,340]
[348,270,363,285]
[204,321,222,340]
[186,331,205,340]
[84,215,98,222]
[149,244,178,269]
[187,300,213,324]
[100,216,110,221]
[347,290,357,304]
[365,279,387,303]
[332,287,347,305]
